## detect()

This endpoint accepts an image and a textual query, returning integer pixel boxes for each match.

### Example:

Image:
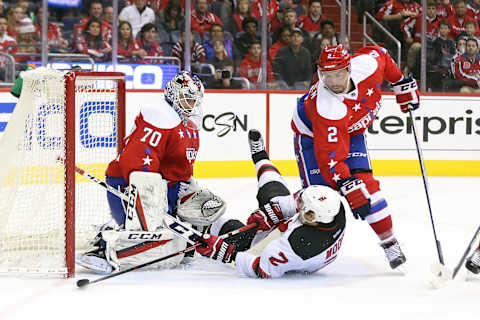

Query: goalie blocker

[76,172,226,274]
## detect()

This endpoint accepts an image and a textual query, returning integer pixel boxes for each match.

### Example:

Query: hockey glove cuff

[247,202,284,232]
[337,177,371,220]
[196,234,237,263]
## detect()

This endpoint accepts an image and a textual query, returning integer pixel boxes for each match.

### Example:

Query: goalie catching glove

[196,234,237,263]
[392,75,420,113]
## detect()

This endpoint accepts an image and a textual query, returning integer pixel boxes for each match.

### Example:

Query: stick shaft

[452,226,480,279]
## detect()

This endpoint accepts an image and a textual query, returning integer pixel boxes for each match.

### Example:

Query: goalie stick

[76,222,257,288]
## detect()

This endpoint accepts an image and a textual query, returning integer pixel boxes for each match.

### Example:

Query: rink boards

[1,90,479,177]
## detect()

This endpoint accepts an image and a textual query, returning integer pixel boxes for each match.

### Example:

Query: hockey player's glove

[247,202,284,232]
[196,234,237,263]
[392,75,420,113]
[337,177,371,220]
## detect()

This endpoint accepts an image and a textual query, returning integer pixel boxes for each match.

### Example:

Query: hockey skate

[465,248,480,274]
[248,129,267,162]
[380,238,406,270]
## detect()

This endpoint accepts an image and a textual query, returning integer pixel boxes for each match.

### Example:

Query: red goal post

[0,68,126,278]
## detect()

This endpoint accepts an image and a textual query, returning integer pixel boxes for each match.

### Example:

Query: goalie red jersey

[106,99,199,183]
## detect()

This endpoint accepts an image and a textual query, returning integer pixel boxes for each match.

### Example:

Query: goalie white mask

[165,71,204,125]
[297,185,343,225]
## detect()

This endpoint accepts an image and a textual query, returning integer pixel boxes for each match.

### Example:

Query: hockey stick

[76,222,257,288]
[452,226,480,279]
[408,110,444,266]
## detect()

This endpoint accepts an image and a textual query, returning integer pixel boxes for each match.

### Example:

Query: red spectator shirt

[297,14,326,33]
[135,39,164,64]
[446,15,479,40]
[376,0,422,20]
[250,0,278,22]
[106,100,199,184]
[239,53,275,84]
[402,14,440,43]
[291,46,403,187]
[74,18,112,42]
[437,2,455,19]
[191,10,223,36]
[467,4,480,20]
[232,13,247,32]
[268,41,287,60]
[75,35,111,60]
[452,53,480,87]
[118,39,142,61]
[0,33,17,67]
[34,22,66,47]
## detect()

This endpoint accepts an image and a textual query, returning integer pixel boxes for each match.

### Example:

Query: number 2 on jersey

[140,127,162,147]
[327,126,338,142]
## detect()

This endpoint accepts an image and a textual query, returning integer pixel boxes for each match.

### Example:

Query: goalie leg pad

[125,172,169,231]
[102,229,187,272]
[176,187,227,227]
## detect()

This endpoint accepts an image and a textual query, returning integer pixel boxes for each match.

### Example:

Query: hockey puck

[76,279,90,288]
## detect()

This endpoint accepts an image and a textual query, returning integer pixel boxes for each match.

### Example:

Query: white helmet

[297,185,343,224]
[165,71,204,122]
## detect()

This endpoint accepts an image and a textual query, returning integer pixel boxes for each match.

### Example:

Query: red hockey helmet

[318,45,351,72]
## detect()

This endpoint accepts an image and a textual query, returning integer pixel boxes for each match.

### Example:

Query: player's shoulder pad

[139,98,181,129]
[315,85,347,120]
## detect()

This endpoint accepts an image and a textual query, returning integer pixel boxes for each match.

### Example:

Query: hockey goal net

[0,68,125,278]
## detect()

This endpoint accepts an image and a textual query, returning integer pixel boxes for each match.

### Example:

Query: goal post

[0,68,125,278]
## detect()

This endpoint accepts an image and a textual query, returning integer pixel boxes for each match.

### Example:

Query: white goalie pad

[125,172,168,231]
[101,229,187,272]
[177,186,227,227]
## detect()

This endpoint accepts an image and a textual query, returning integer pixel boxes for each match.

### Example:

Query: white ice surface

[1,176,479,320]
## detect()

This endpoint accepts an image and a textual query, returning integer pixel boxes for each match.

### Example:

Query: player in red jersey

[76,71,228,274]
[291,45,420,270]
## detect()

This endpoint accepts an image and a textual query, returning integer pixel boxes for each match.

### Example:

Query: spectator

[156,0,185,33]
[311,36,332,71]
[376,0,422,44]
[447,0,478,40]
[451,37,480,92]
[234,17,260,60]
[232,0,251,34]
[402,0,440,76]
[103,5,114,25]
[437,0,454,19]
[34,7,69,53]
[250,0,278,24]
[456,19,480,43]
[206,58,244,89]
[206,38,229,69]
[273,27,312,88]
[118,20,144,62]
[75,19,112,61]
[135,23,164,64]
[271,1,290,34]
[7,6,24,37]
[467,0,480,20]
[74,1,112,42]
[191,0,223,37]
[456,34,468,55]
[15,17,39,63]
[0,0,5,16]
[297,0,326,38]
[119,0,155,39]
[0,13,16,76]
[309,18,339,53]
[239,39,275,86]
[171,30,206,69]
[430,19,456,91]
[269,26,292,61]
[203,23,233,60]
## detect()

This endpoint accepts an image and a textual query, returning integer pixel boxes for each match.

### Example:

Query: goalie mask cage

[0,68,125,278]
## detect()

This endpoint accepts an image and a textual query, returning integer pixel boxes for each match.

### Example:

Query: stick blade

[76,279,90,288]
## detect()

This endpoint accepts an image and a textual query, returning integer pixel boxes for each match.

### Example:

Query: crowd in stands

[1,0,480,92]
[358,0,480,92]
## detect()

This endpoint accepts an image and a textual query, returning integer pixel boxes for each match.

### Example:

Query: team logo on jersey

[186,147,197,163]
[464,61,471,69]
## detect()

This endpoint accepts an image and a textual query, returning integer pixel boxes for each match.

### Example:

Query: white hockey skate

[248,129,265,155]
[465,248,480,274]
[380,238,407,271]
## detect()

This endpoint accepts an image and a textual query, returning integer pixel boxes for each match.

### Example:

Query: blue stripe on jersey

[371,200,387,214]
[297,93,313,132]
